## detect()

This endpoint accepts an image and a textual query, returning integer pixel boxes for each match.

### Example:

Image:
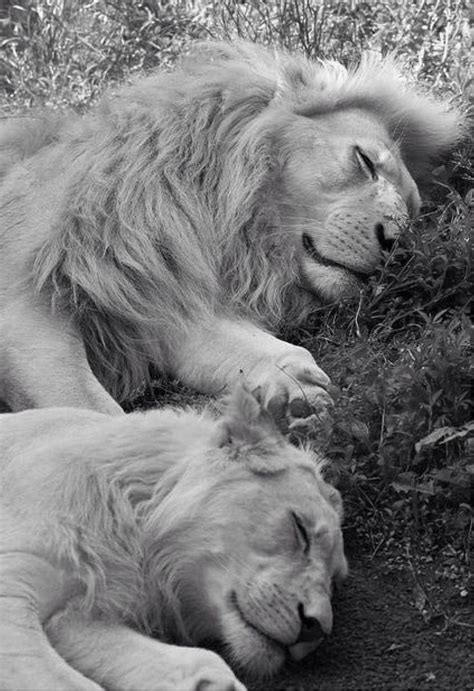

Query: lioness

[0,41,461,426]
[0,386,347,690]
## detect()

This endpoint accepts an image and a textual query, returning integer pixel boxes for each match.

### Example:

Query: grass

[1,0,472,590]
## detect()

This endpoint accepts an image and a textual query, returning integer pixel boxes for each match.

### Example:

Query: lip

[229,591,286,652]
[288,638,323,661]
[302,232,370,283]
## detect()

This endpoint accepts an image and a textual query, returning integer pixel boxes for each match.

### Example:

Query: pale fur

[0,386,347,689]
[0,41,463,416]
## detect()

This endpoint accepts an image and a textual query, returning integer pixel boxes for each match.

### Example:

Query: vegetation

[1,0,471,609]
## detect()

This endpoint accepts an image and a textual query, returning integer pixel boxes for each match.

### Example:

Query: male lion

[0,385,347,690]
[0,41,461,423]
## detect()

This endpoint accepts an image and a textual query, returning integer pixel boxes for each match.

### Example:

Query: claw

[289,398,312,419]
[288,410,333,448]
[267,392,289,431]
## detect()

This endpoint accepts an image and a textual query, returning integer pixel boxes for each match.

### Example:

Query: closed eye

[354,146,377,180]
[291,511,310,555]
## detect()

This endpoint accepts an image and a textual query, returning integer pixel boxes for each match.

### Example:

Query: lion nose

[375,222,396,252]
[296,603,326,643]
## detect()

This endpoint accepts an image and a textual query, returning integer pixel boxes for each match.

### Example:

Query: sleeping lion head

[168,42,461,315]
[280,106,421,302]
[140,386,347,678]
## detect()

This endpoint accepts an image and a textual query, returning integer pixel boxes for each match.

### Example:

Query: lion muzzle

[287,596,333,660]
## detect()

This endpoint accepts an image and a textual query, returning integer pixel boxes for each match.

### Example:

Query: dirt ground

[248,546,473,691]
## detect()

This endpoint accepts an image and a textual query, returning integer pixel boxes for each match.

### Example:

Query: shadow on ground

[249,549,473,691]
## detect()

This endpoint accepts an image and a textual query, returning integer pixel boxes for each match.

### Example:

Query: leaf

[415,422,474,453]
[413,583,427,613]
[387,643,404,652]
[432,467,471,489]
[391,471,416,493]
[350,420,370,442]
[438,423,474,444]
[415,480,436,495]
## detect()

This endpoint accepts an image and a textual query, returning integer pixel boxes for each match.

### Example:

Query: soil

[249,546,473,691]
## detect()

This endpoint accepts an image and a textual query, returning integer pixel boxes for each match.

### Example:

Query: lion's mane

[45,408,220,645]
[3,41,461,400]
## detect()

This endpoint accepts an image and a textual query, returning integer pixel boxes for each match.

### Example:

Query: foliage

[310,183,471,561]
[0,0,211,109]
[213,0,471,91]
[1,0,472,557]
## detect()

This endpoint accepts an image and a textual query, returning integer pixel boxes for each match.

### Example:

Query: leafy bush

[310,172,472,546]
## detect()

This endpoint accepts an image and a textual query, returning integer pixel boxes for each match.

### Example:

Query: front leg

[170,317,333,440]
[46,610,246,691]
[0,555,102,691]
[1,295,122,414]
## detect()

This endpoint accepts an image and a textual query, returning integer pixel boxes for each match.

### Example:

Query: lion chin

[0,385,347,690]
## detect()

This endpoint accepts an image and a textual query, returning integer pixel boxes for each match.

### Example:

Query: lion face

[278,108,421,302]
[204,461,347,678]
[148,388,347,679]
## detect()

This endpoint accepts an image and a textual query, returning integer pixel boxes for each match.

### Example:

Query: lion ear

[323,483,344,520]
[388,95,464,182]
[355,54,465,181]
[214,383,282,451]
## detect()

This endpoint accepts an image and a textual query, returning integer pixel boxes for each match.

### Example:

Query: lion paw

[254,349,335,444]
[161,648,246,691]
[189,666,247,691]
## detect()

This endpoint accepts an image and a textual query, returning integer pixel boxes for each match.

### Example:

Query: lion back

[0,112,71,181]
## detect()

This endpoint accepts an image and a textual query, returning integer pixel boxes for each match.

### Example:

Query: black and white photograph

[0,1,471,689]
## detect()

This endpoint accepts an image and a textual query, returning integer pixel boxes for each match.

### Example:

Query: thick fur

[0,386,347,690]
[0,41,463,416]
